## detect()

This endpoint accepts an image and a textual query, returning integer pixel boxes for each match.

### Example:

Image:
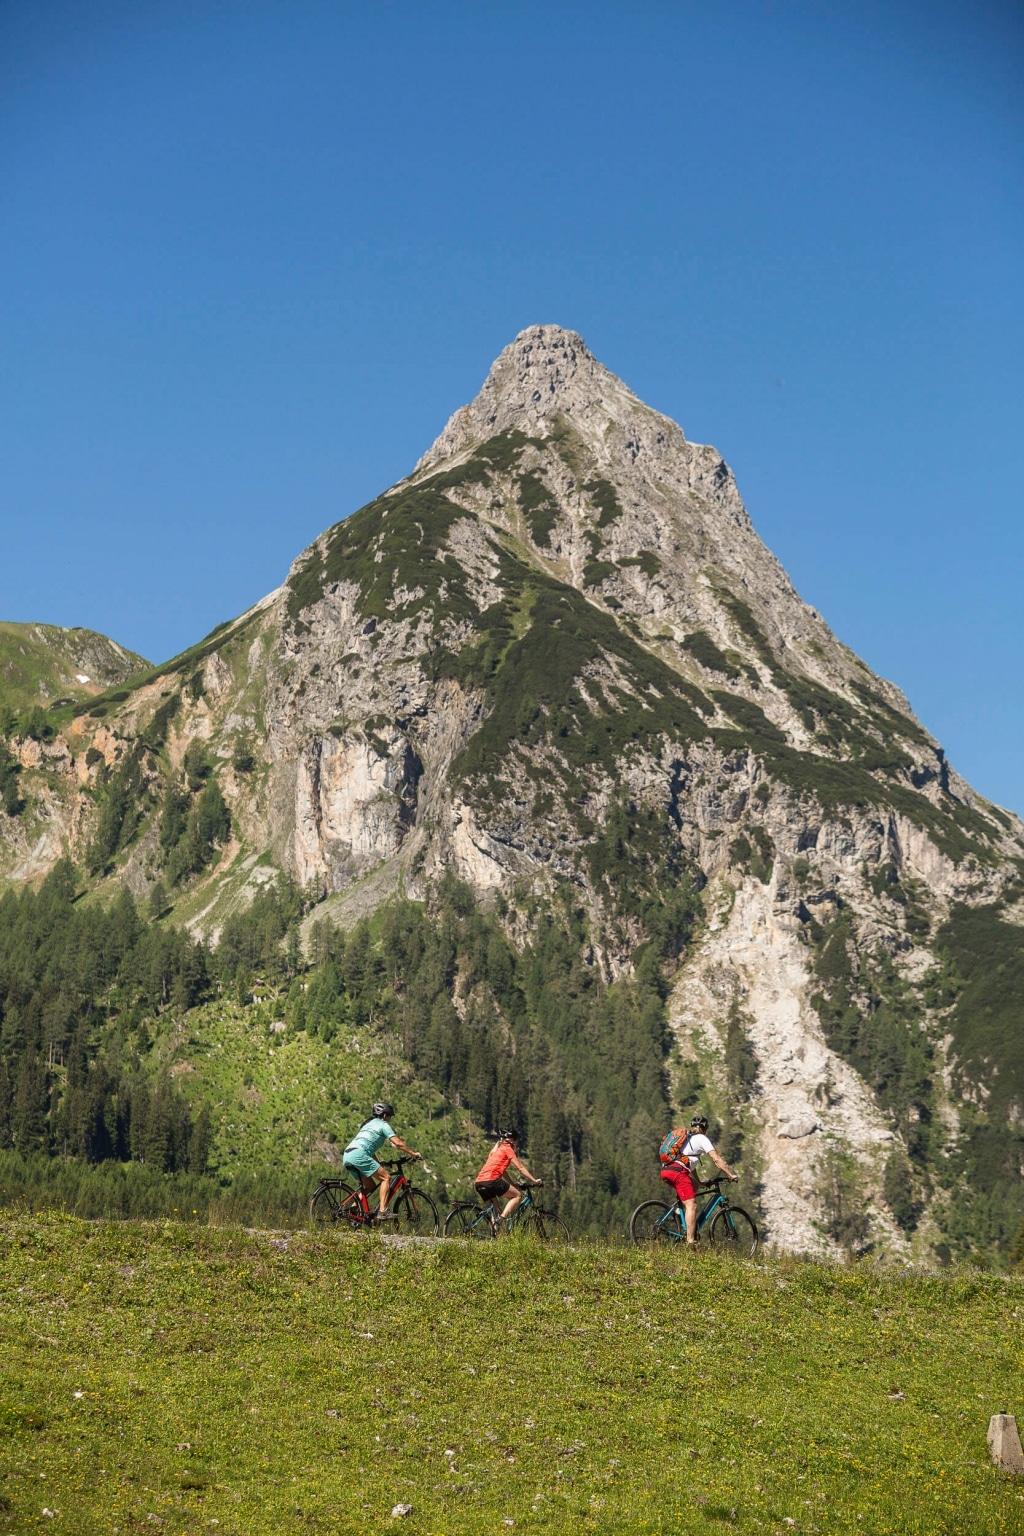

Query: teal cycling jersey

[344,1117,395,1161]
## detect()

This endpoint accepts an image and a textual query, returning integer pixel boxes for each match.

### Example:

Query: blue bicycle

[629,1177,759,1255]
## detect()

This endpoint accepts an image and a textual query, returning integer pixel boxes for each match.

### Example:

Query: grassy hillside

[0,621,148,716]
[1,1215,1022,1535]
[126,992,491,1201]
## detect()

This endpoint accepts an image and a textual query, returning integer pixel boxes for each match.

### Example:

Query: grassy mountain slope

[2,1213,1022,1535]
[0,620,148,717]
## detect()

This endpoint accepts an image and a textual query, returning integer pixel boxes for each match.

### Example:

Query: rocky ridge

[3,325,1023,1257]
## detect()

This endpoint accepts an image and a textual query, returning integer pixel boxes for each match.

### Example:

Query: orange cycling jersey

[476,1141,514,1183]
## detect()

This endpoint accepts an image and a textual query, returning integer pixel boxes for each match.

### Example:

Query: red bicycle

[309,1156,440,1235]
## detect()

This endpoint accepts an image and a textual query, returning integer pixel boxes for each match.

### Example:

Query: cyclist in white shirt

[661,1114,738,1245]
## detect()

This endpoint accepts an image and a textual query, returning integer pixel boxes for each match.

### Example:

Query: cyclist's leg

[498,1178,521,1222]
[375,1165,392,1213]
[662,1164,700,1243]
[475,1177,511,1225]
[347,1148,389,1214]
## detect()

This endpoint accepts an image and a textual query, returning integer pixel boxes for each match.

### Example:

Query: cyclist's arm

[388,1135,420,1158]
[508,1152,542,1185]
[708,1149,738,1182]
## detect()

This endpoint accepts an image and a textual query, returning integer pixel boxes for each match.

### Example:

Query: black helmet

[690,1115,709,1133]
[373,1101,395,1119]
[497,1128,519,1144]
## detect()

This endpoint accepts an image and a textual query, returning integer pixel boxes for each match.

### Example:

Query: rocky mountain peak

[416,323,685,473]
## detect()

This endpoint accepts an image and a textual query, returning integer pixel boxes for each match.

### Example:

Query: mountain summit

[419,324,682,462]
[3,327,1023,1257]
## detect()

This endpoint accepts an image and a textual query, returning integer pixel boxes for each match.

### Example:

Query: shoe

[376,1209,399,1221]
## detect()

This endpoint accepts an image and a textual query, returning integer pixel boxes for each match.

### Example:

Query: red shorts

[661,1164,698,1202]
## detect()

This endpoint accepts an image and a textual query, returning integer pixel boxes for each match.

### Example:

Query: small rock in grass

[391,1504,414,1519]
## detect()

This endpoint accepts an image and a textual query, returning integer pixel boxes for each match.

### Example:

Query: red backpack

[659,1128,689,1165]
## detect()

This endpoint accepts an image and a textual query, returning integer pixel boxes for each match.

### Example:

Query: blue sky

[1,1,1022,809]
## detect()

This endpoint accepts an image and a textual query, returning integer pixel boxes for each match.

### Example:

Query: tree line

[0,843,707,1231]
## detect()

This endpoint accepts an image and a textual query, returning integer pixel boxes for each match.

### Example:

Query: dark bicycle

[443,1181,570,1243]
[629,1176,758,1256]
[309,1157,440,1236]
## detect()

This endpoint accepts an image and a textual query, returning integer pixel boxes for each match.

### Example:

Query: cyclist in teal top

[342,1101,421,1220]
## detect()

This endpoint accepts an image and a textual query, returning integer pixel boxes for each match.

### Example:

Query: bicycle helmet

[373,1101,395,1119]
[690,1114,709,1133]
[497,1128,519,1144]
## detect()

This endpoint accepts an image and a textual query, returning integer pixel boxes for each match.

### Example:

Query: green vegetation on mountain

[0,620,148,718]
[583,474,624,528]
[802,893,1024,1263]
[447,581,711,807]
[2,1215,1022,1535]
[69,611,259,722]
[87,747,152,874]
[517,466,560,547]
[683,629,743,678]
[618,550,662,578]
[0,737,22,817]
[0,855,717,1234]
[0,864,210,1177]
[158,747,232,886]
[809,915,936,1167]
[278,427,1004,884]
[924,898,1024,1260]
[12,836,1015,1260]
[935,899,1024,1118]
[286,430,544,627]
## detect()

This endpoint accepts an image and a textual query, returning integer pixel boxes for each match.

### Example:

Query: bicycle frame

[450,1183,536,1235]
[657,1183,729,1240]
[342,1160,412,1224]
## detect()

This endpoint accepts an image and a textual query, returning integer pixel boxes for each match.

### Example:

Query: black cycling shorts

[475,1177,511,1200]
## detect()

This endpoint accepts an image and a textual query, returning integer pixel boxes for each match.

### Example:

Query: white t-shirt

[674,1132,714,1172]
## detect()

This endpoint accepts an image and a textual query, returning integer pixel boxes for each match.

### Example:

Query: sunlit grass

[1,1212,1022,1534]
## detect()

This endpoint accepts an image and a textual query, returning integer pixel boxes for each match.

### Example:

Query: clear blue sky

[1,1,1022,810]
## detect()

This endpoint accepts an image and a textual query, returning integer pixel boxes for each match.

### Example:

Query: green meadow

[2,1214,1023,1536]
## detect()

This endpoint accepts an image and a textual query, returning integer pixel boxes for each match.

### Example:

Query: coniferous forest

[3,852,1023,1256]
[0,854,707,1233]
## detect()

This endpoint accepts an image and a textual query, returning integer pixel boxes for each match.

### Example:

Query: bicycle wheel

[629,1199,682,1246]
[443,1204,495,1239]
[392,1186,440,1236]
[309,1180,358,1225]
[517,1209,571,1243]
[709,1205,759,1257]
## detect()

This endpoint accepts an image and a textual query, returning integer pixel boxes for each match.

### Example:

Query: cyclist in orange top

[474,1129,542,1227]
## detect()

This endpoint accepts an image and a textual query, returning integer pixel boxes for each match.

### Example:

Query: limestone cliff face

[4,325,1023,1255]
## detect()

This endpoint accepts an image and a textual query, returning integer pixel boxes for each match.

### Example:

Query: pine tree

[183,740,211,793]
[0,1056,13,1148]
[158,780,190,856]
[190,1104,213,1174]
[196,780,230,850]
[12,1053,49,1154]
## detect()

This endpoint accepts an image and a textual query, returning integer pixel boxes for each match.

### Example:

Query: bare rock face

[5,323,1024,1257]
